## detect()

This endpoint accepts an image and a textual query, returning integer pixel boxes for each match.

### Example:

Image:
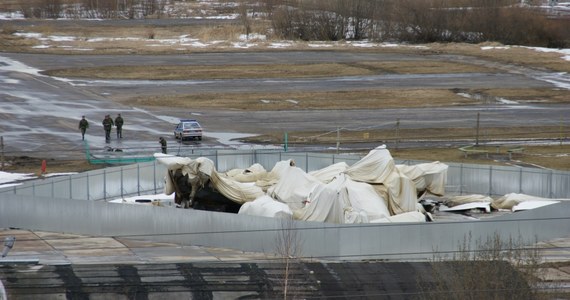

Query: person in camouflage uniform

[78,116,89,141]
[159,137,167,154]
[115,113,124,139]
[102,115,114,143]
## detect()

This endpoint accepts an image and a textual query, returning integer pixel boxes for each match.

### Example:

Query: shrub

[418,232,543,300]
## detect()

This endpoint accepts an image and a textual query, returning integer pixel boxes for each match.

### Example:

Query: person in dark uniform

[159,137,167,154]
[78,116,89,141]
[115,113,124,139]
[102,115,114,143]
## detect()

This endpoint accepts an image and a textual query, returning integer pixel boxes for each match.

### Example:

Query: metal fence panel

[458,164,492,196]
[338,154,363,167]
[2,194,569,260]
[8,177,65,199]
[1,150,569,201]
[490,165,522,196]
[552,171,570,198]
[280,152,309,171]
[306,153,334,172]
[69,173,88,200]
[521,168,552,198]
[254,151,283,171]
[216,150,255,171]
[83,170,105,200]
[101,168,123,200]
[140,162,165,196]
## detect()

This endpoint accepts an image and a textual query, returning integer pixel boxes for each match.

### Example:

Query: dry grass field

[43,60,497,80]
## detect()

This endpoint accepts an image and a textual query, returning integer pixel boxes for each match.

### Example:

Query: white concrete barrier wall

[1,194,568,260]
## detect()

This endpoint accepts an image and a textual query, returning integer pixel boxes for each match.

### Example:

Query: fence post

[103,169,107,200]
[549,170,554,198]
[137,164,141,196]
[488,165,493,196]
[153,161,157,194]
[519,168,523,194]
[460,164,464,195]
[87,173,90,200]
[120,166,124,199]
[1,136,4,171]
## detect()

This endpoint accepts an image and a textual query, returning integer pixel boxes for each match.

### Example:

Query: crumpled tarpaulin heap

[157,145,449,223]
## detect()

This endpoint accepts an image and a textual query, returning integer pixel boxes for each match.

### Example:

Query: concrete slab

[1,226,569,296]
[538,268,570,281]
[47,237,126,250]
[0,229,273,265]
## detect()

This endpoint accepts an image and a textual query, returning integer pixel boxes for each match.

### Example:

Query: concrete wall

[1,194,568,260]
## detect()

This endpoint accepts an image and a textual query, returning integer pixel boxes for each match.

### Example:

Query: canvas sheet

[396,161,448,196]
[238,195,293,219]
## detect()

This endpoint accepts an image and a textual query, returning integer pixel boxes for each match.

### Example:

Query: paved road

[2,52,556,96]
[0,51,569,159]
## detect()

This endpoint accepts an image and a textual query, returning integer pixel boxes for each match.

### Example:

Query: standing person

[159,137,167,154]
[102,115,114,143]
[115,113,124,139]
[78,116,89,141]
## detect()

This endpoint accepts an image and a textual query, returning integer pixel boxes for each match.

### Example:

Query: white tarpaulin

[267,166,323,210]
[308,162,349,183]
[345,145,395,184]
[492,193,565,211]
[396,162,448,196]
[439,202,491,213]
[344,145,419,215]
[254,159,295,191]
[210,171,265,204]
[444,194,493,207]
[381,168,419,215]
[156,155,199,196]
[222,163,267,183]
[328,174,391,222]
[238,195,293,219]
[157,146,447,223]
[293,173,391,223]
[293,181,347,223]
[157,154,263,204]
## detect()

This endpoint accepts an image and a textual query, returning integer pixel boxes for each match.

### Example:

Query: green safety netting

[84,141,155,164]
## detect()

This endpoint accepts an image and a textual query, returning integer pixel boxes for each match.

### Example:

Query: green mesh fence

[84,141,155,164]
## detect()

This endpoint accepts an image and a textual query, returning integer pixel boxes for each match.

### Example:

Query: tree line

[265,0,569,48]
[18,0,166,19]
[13,0,570,47]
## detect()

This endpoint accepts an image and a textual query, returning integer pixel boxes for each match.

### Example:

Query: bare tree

[238,0,252,40]
[271,4,300,40]
[43,0,63,19]
[274,217,303,299]
[18,1,40,19]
